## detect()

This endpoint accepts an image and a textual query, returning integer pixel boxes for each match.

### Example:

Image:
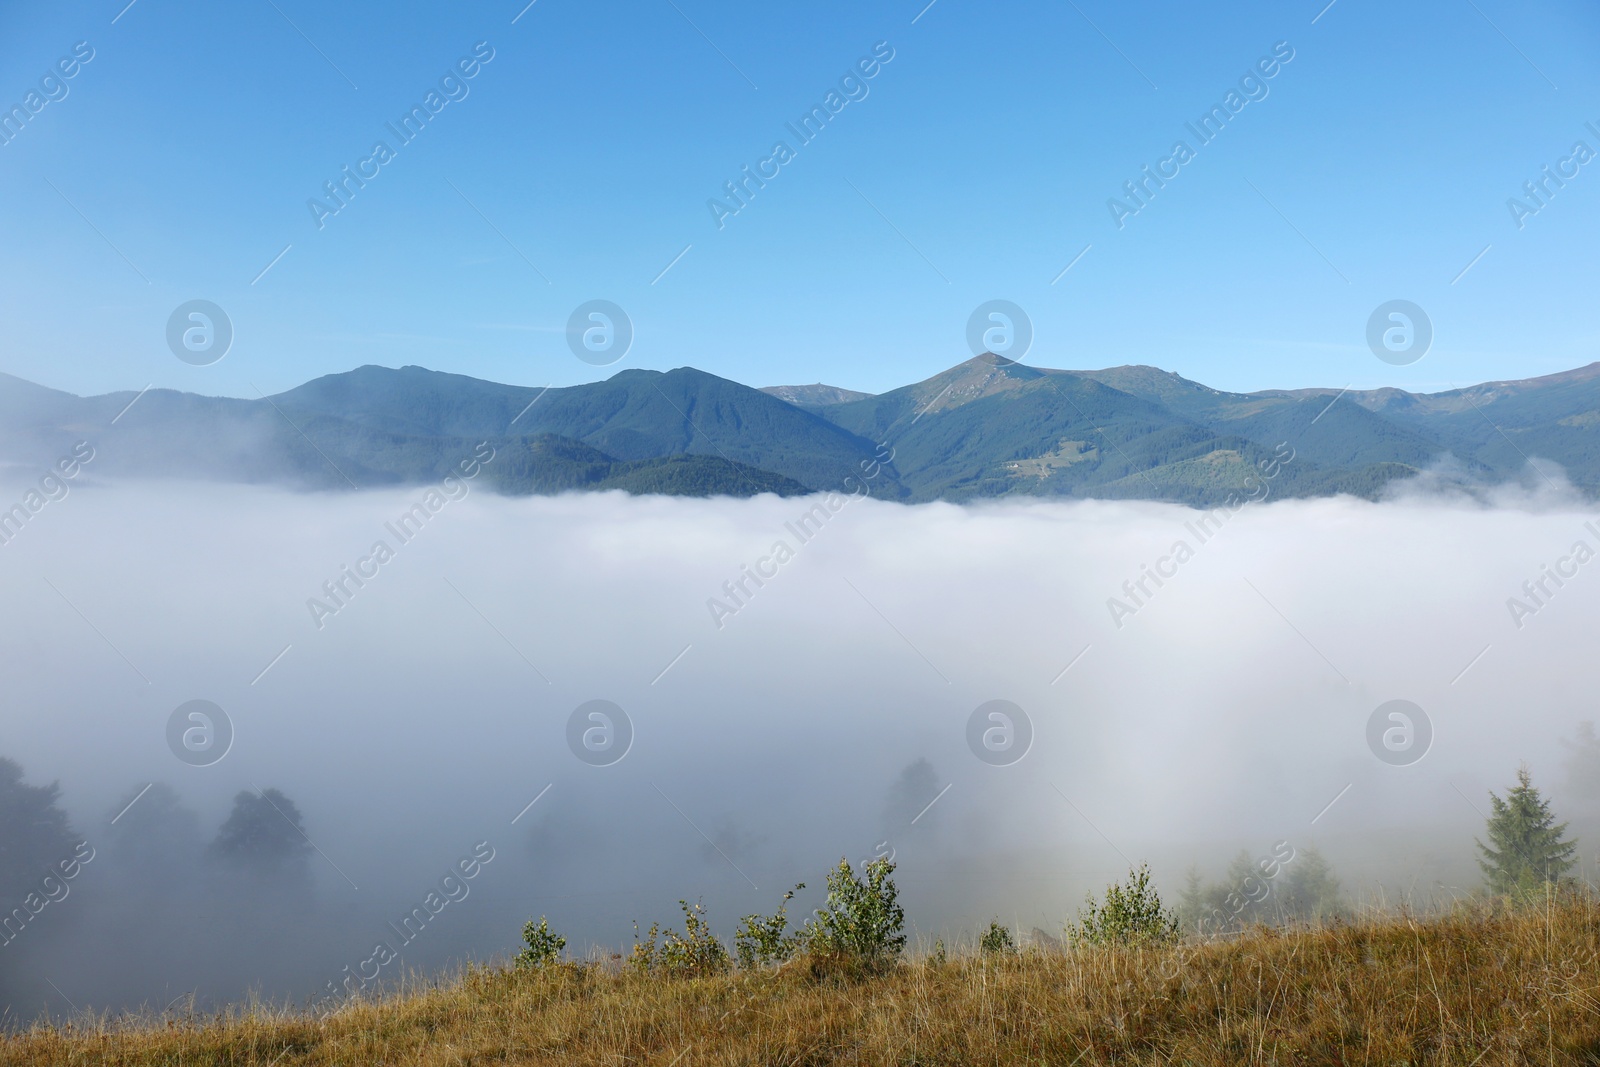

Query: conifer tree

[0,757,77,903]
[1477,766,1577,897]
[1276,846,1345,924]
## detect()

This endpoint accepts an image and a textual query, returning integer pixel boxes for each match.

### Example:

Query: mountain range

[4,355,1598,504]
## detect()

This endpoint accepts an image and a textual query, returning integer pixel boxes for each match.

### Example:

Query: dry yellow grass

[6,897,1600,1065]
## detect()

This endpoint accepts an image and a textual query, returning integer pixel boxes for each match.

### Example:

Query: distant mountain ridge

[3,357,1598,504]
[759,383,874,408]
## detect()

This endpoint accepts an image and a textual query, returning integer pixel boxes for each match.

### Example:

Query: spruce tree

[1477,766,1577,897]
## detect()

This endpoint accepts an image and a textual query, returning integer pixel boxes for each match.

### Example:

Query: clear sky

[1,0,1597,400]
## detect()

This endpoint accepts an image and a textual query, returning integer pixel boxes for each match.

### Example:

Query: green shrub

[1071,863,1179,946]
[979,920,1016,955]
[628,899,731,977]
[802,857,906,971]
[515,916,565,968]
[735,883,805,969]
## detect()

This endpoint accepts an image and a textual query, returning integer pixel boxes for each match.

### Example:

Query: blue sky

[1,0,1597,400]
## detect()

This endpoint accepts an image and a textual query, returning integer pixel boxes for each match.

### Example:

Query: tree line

[1,761,315,915]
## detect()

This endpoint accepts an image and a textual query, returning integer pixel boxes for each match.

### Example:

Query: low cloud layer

[2,477,1598,1019]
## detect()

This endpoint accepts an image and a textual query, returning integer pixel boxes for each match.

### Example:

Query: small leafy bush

[515,916,565,968]
[802,857,906,972]
[735,883,805,968]
[628,899,731,977]
[979,920,1016,955]
[1071,863,1179,946]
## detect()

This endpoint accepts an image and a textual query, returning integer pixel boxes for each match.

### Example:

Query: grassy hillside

[7,898,1599,1065]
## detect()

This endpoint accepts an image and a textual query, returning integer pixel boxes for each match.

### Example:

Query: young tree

[1070,863,1179,946]
[0,757,77,903]
[628,899,731,977]
[803,857,906,969]
[735,883,805,968]
[1477,766,1577,897]
[1175,867,1205,934]
[515,916,566,969]
[978,920,1017,955]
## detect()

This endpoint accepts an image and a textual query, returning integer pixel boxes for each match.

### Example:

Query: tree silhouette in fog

[1176,843,1346,935]
[1561,722,1600,810]
[206,788,312,887]
[103,783,203,892]
[881,758,941,835]
[0,757,77,903]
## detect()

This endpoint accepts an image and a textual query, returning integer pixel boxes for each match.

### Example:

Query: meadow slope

[6,898,1599,1066]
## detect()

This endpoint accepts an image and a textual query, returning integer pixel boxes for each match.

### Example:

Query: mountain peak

[899,353,1049,416]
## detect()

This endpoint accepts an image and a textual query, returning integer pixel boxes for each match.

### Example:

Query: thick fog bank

[2,479,1598,1020]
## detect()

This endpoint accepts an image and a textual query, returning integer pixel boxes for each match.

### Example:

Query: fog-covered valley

[3,471,1599,1021]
